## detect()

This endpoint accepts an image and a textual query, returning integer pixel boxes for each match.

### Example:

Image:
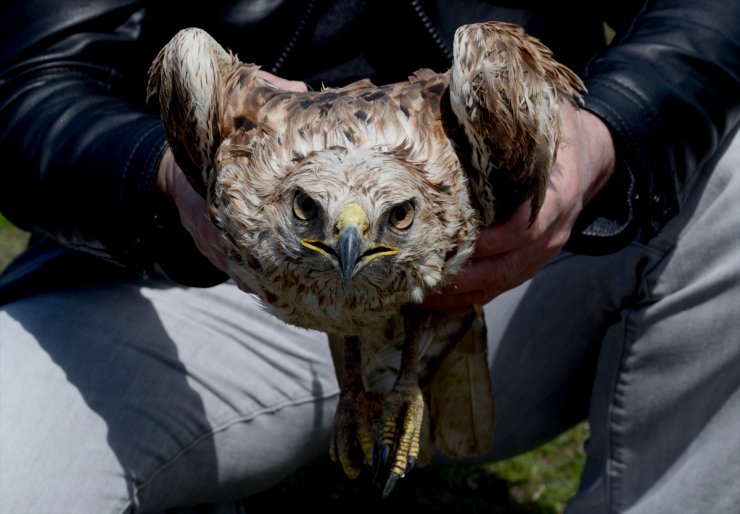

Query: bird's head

[214,146,478,332]
[298,199,405,289]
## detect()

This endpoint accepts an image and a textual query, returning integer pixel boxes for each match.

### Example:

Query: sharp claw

[380,443,391,467]
[405,456,416,475]
[383,473,401,498]
[372,441,382,481]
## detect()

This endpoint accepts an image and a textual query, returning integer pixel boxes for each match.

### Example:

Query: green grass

[0,213,30,272]
[0,214,589,512]
[484,423,588,512]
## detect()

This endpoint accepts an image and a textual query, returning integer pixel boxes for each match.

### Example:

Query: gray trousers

[2,132,739,514]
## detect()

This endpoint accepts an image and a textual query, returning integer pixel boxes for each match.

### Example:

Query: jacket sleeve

[568,0,740,254]
[0,0,227,285]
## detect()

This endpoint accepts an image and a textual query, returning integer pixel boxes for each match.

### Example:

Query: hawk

[147,21,584,496]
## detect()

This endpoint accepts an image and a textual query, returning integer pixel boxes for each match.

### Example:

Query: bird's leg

[379,308,425,497]
[330,335,377,479]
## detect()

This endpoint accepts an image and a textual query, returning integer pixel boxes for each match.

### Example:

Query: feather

[147,21,584,494]
[450,22,585,225]
[426,306,495,458]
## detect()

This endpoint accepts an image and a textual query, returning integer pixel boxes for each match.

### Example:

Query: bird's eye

[389,201,415,230]
[293,192,318,221]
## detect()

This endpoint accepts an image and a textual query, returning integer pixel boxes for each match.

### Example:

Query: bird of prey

[147,21,584,496]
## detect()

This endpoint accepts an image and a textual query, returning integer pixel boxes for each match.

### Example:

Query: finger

[420,291,497,312]
[171,172,231,274]
[193,211,229,273]
[419,259,509,310]
[472,200,539,258]
[445,253,520,295]
[421,240,556,310]
[256,70,308,92]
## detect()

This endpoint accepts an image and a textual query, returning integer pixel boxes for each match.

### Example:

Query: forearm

[0,79,227,286]
[0,1,227,284]
[0,71,167,267]
[574,0,740,250]
[1,1,159,265]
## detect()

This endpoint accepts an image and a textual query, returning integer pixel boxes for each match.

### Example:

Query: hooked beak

[336,225,365,288]
[301,203,398,288]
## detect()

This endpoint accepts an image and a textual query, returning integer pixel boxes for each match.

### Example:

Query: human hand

[256,70,309,92]
[156,147,234,275]
[422,101,616,310]
[155,70,307,289]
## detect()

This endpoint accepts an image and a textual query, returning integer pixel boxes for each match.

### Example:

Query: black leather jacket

[1,0,739,300]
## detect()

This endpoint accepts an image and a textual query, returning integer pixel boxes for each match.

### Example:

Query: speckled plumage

[147,21,584,494]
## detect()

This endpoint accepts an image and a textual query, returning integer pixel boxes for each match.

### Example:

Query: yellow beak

[301,203,398,287]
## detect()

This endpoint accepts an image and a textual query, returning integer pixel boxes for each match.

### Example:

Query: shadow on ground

[243,456,561,514]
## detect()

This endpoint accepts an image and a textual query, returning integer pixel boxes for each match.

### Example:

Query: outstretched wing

[425,21,586,461]
[449,22,586,225]
[147,28,242,196]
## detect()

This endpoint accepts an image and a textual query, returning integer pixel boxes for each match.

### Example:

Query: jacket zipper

[270,0,316,74]
[271,0,451,74]
[410,0,453,61]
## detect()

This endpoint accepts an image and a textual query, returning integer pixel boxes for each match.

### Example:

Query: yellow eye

[389,201,414,230]
[293,192,318,221]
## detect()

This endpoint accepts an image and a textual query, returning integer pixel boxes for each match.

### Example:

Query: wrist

[579,108,616,206]
[564,108,644,255]
[156,147,179,201]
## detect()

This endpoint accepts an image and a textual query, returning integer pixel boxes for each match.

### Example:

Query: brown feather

[450,22,585,224]
[147,21,584,491]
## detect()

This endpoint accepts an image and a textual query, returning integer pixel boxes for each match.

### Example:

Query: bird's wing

[147,27,289,197]
[449,22,586,225]
[422,306,495,459]
[147,28,240,195]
